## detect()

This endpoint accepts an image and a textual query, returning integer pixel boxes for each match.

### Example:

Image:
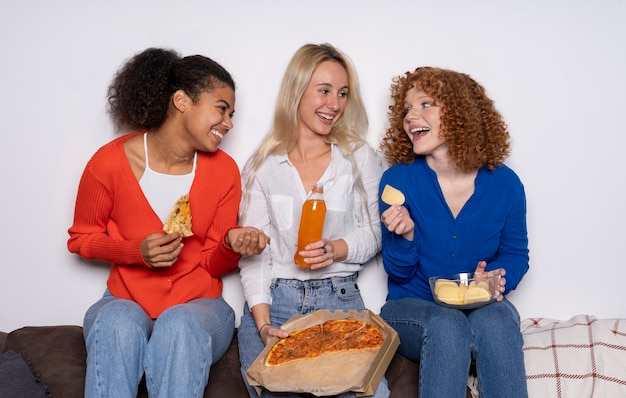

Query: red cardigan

[68,133,241,318]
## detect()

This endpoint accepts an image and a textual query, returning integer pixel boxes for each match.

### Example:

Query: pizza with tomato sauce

[265,319,384,367]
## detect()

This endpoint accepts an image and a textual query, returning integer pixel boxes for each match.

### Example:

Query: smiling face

[403,86,447,158]
[297,60,349,138]
[182,85,235,152]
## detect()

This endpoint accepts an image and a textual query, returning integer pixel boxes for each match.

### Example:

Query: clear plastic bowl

[429,272,501,310]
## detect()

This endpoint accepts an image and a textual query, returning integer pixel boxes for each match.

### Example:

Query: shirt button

[450,253,455,258]
[451,235,457,239]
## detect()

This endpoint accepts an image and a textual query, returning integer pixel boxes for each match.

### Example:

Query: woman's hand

[298,238,347,270]
[381,204,415,241]
[226,227,271,255]
[141,232,183,267]
[259,324,289,345]
[251,304,289,345]
[474,261,507,301]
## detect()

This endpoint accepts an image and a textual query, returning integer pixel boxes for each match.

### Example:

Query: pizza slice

[162,194,193,237]
[321,319,364,351]
[265,325,324,366]
[324,322,384,353]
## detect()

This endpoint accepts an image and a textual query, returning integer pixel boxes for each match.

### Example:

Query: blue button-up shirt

[379,158,529,301]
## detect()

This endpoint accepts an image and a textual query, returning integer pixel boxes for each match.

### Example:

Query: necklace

[155,133,194,162]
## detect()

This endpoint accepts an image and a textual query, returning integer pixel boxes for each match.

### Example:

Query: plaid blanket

[521,314,626,397]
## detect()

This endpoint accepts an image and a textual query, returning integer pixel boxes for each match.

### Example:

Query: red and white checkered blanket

[521,314,626,397]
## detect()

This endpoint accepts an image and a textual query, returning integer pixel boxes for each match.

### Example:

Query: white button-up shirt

[238,143,384,309]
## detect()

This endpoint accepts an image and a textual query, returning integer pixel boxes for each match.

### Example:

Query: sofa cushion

[4,326,85,398]
[2,325,469,397]
[385,351,419,396]
[4,326,249,398]
[0,350,51,398]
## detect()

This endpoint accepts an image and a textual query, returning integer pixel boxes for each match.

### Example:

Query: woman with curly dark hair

[378,67,529,397]
[68,47,269,398]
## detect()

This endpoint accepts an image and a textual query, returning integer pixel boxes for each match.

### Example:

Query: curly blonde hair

[380,67,510,171]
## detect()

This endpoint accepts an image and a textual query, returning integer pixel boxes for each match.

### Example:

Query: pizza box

[246,309,399,397]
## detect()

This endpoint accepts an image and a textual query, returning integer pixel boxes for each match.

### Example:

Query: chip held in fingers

[163,194,193,237]
[381,184,405,205]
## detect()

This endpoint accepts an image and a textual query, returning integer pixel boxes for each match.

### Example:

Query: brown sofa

[1,325,436,398]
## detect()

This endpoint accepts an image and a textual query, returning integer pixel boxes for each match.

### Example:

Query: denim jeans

[83,290,235,398]
[238,274,390,398]
[380,296,528,398]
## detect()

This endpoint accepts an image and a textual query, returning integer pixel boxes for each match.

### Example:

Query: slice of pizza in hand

[381,184,405,205]
[163,194,193,237]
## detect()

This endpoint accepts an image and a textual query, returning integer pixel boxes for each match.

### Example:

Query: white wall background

[1,0,625,332]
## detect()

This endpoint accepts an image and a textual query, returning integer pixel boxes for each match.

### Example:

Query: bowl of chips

[429,272,501,310]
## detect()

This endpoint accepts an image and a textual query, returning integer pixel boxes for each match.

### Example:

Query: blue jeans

[380,297,528,398]
[238,274,390,398]
[83,290,235,398]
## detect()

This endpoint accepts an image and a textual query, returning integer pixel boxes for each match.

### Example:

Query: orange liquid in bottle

[294,184,326,268]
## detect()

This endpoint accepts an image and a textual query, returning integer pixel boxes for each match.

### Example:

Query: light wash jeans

[380,296,528,398]
[83,290,235,398]
[238,274,390,398]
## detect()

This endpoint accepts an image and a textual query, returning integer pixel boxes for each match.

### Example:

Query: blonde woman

[237,43,389,398]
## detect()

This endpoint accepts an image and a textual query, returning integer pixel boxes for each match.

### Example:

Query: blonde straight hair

[241,43,370,216]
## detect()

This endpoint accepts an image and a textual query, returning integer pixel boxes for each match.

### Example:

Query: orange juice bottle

[294,183,326,268]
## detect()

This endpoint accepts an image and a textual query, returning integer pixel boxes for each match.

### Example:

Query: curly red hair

[380,67,510,171]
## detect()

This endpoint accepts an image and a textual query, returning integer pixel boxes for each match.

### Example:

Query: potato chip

[381,184,405,205]
[436,284,464,305]
[434,279,457,295]
[463,286,491,304]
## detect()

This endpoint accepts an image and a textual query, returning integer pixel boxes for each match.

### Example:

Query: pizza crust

[162,194,193,237]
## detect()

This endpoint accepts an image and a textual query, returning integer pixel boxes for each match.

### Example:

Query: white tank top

[139,133,197,223]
